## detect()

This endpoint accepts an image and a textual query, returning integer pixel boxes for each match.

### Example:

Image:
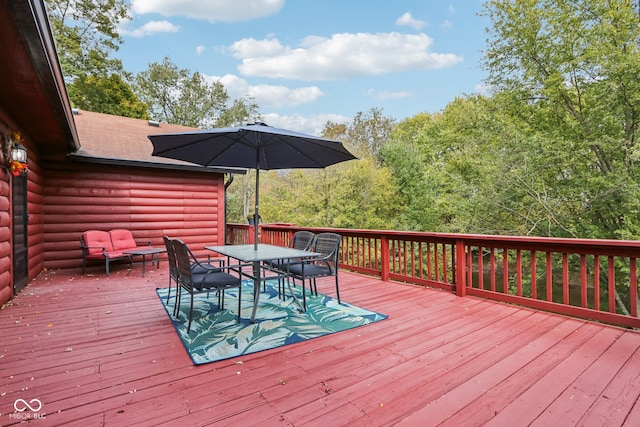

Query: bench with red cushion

[80,229,150,276]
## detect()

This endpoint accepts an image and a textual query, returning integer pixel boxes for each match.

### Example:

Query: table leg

[250,261,261,323]
[285,264,306,312]
[141,254,147,277]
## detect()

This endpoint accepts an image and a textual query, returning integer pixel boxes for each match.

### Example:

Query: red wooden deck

[1,264,639,426]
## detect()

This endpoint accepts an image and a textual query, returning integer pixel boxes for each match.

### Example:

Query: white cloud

[204,74,324,108]
[231,33,463,81]
[395,12,426,30]
[367,88,414,101]
[120,20,179,37]
[196,45,206,55]
[262,113,349,136]
[441,19,453,29]
[131,0,284,23]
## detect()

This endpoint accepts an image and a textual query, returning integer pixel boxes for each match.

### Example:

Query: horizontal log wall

[43,162,225,271]
[28,153,44,279]
[0,131,43,305]
[0,168,10,305]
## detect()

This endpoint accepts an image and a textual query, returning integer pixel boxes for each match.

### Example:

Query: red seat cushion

[110,229,138,251]
[83,230,114,255]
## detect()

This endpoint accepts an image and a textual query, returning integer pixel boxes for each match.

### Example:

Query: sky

[117,0,490,135]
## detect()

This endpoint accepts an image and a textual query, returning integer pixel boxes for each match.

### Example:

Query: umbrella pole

[254,166,260,250]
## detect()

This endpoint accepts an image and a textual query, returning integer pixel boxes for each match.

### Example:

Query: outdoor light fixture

[10,140,27,163]
[1,132,28,176]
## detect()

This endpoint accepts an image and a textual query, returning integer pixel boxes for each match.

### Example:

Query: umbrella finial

[249,122,269,127]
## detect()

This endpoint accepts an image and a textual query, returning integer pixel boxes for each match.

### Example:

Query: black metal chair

[287,232,342,309]
[264,230,316,296]
[172,239,242,332]
[264,230,316,270]
[163,236,179,306]
[163,236,225,314]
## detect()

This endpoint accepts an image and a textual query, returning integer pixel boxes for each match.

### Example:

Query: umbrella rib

[260,136,343,169]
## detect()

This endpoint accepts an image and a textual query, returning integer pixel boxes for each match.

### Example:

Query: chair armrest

[81,244,109,257]
[186,245,225,268]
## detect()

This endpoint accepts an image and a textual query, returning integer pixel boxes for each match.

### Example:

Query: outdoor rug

[156,280,388,365]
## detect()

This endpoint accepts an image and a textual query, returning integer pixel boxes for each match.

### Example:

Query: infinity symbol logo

[14,398,43,412]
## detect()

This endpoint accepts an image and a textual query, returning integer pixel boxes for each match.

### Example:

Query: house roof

[0,0,240,174]
[0,0,79,157]
[70,110,245,174]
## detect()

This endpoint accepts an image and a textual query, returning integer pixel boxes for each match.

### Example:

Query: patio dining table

[205,244,320,323]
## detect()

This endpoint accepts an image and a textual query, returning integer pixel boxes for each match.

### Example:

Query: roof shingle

[72,110,197,165]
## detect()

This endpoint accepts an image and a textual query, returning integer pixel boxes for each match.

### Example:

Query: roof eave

[66,153,247,174]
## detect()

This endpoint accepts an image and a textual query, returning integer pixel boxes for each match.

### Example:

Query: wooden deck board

[1,267,639,426]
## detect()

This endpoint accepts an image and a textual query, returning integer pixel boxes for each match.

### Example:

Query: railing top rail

[254,223,640,255]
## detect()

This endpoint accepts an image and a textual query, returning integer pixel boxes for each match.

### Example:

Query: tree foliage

[482,0,640,239]
[68,74,148,119]
[323,108,396,161]
[226,108,402,229]
[134,57,261,127]
[46,0,129,79]
[46,0,149,118]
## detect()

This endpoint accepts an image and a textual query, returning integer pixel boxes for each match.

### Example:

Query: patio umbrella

[148,123,357,248]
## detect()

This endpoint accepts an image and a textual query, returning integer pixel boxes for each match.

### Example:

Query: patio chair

[164,236,225,314]
[264,230,316,296]
[163,236,179,306]
[172,239,242,332]
[288,232,342,309]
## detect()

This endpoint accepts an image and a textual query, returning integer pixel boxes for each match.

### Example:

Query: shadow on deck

[1,263,639,426]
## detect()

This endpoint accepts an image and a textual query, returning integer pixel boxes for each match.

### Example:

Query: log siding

[42,161,225,271]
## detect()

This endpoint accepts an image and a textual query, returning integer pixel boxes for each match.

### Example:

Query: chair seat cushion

[288,263,331,277]
[84,251,129,260]
[192,271,241,290]
[266,259,302,270]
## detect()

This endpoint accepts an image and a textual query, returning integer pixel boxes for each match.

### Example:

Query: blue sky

[118,1,489,134]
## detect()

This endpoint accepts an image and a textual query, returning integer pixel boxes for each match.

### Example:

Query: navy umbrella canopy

[149,123,357,248]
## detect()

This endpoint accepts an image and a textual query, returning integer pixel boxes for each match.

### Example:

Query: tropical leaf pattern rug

[156,280,388,365]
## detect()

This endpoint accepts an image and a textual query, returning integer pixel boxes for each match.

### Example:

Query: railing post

[381,236,390,281]
[456,239,467,297]
[248,225,255,245]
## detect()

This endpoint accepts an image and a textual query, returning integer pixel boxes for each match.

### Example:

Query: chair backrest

[290,231,316,251]
[110,229,137,251]
[313,233,341,271]
[82,230,114,254]
[172,239,197,290]
[163,236,178,280]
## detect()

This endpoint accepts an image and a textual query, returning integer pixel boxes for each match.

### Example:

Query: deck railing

[227,223,640,329]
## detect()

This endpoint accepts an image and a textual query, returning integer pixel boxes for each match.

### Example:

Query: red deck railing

[227,223,640,329]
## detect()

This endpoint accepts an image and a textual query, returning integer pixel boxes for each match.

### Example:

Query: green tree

[323,108,396,161]
[381,114,439,231]
[46,0,148,117]
[226,109,401,229]
[217,98,262,127]
[135,57,260,127]
[482,0,640,239]
[46,0,129,79]
[68,74,148,119]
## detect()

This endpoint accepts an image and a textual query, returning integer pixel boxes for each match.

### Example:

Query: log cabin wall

[0,167,10,304]
[28,148,45,279]
[42,161,225,271]
[0,132,43,305]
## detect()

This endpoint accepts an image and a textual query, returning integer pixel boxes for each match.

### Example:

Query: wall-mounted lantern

[1,132,28,176]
